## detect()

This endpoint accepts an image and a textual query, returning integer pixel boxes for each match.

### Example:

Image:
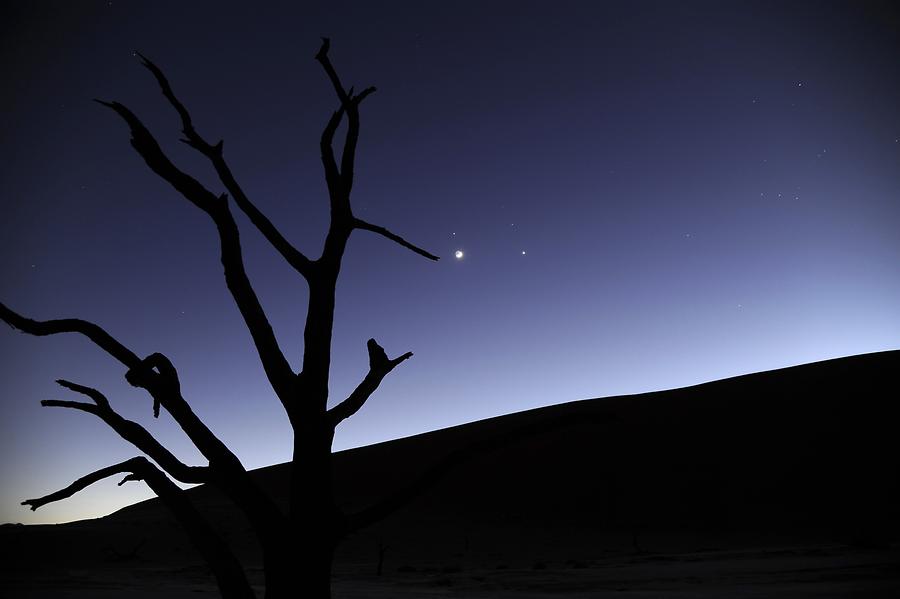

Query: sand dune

[3,350,899,597]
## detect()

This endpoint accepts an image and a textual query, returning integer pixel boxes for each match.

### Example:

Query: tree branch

[1,302,140,368]
[22,458,147,511]
[315,38,350,105]
[24,457,255,599]
[0,303,238,474]
[328,338,412,427]
[353,218,440,261]
[136,52,313,277]
[122,353,247,471]
[98,99,296,400]
[339,86,376,196]
[314,39,377,206]
[94,99,222,213]
[41,399,94,411]
[43,379,209,485]
[4,309,284,536]
[118,355,288,540]
[319,105,347,218]
[55,379,110,409]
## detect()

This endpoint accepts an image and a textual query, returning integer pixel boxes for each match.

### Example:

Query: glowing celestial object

[454,250,464,259]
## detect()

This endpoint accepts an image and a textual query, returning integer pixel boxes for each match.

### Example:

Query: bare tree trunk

[284,412,340,599]
[4,39,441,599]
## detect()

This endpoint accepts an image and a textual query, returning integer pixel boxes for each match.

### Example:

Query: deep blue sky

[2,1,899,524]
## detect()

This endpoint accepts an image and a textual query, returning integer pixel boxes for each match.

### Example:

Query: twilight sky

[2,0,899,524]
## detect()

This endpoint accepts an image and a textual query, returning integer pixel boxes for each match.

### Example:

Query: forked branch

[43,379,209,484]
[0,304,237,471]
[328,338,413,427]
[315,38,377,211]
[137,52,313,277]
[97,99,295,399]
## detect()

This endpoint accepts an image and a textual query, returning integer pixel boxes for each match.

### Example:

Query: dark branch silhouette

[24,456,255,599]
[0,303,140,367]
[22,458,147,511]
[353,218,441,261]
[96,98,295,401]
[0,303,237,467]
[329,339,413,427]
[43,380,209,484]
[5,40,472,599]
[136,52,314,277]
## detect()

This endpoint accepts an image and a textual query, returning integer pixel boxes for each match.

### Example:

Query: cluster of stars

[449,230,527,261]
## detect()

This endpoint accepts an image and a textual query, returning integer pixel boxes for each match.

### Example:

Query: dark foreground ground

[4,540,899,598]
[3,351,899,597]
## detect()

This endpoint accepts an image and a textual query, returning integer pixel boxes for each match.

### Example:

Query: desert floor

[4,543,899,598]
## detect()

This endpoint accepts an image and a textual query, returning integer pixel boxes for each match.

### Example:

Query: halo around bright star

[454,250,464,259]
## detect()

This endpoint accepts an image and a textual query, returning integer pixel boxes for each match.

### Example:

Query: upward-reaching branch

[319,105,347,219]
[339,86,376,196]
[299,40,439,397]
[328,338,413,427]
[136,53,313,277]
[97,99,295,401]
[314,38,350,105]
[314,38,377,218]
[314,40,439,265]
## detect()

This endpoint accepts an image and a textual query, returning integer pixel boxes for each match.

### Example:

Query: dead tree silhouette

[1,39,442,599]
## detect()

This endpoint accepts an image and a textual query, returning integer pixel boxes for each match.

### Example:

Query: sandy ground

[4,544,898,598]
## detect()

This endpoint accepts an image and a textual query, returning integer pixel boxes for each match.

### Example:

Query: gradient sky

[2,0,899,525]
